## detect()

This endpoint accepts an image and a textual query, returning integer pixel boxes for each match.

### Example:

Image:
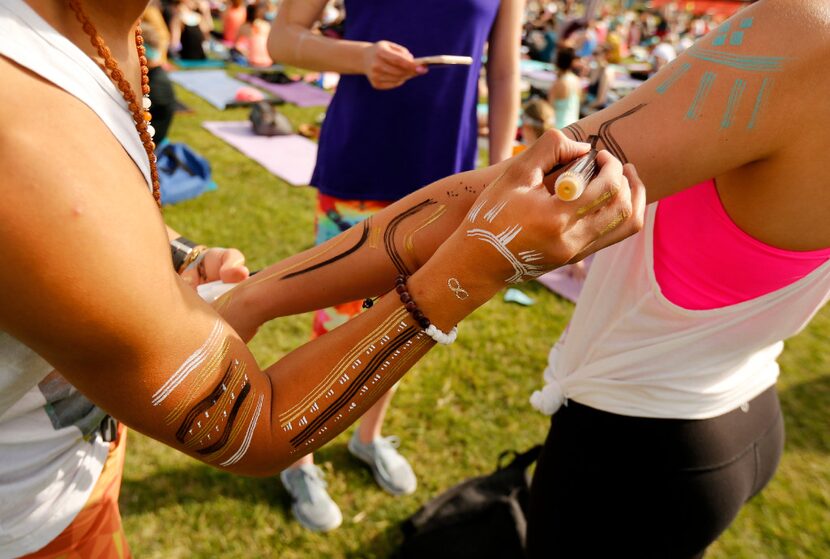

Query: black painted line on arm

[290,326,419,447]
[175,360,236,443]
[196,382,252,455]
[281,220,371,280]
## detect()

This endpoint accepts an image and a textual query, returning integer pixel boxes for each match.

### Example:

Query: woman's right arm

[267,0,423,89]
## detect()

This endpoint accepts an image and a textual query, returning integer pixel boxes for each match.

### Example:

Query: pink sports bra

[654,179,830,310]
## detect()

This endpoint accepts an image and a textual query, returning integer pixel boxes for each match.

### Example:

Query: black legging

[526,385,784,559]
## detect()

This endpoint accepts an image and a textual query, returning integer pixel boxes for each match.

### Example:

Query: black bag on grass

[396,445,541,559]
[250,101,293,137]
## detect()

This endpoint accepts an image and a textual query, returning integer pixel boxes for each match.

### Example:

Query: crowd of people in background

[143,0,735,156]
[521,0,725,129]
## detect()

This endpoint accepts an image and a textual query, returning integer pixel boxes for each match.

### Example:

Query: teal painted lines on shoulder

[685,71,716,121]
[747,77,773,130]
[739,17,754,29]
[656,62,691,94]
[712,22,731,46]
[687,49,786,72]
[729,31,744,46]
[721,78,746,129]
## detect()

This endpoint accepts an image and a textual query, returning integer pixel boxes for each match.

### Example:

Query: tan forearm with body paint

[215,160,514,339]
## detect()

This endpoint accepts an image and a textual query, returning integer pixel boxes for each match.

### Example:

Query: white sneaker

[280,464,343,532]
[348,432,417,496]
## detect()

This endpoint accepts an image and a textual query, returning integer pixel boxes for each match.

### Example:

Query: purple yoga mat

[203,121,318,186]
[237,74,333,107]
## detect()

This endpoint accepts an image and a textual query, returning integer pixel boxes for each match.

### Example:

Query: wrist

[406,253,499,332]
[356,42,374,75]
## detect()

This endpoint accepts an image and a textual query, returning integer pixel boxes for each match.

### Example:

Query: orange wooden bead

[68,0,161,207]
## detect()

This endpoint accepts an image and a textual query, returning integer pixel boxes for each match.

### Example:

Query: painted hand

[451,130,645,287]
[362,40,426,90]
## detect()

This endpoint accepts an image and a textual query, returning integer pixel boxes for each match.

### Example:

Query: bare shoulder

[757,0,830,58]
[0,52,174,361]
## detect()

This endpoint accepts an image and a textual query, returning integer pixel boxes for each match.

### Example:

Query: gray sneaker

[280,464,343,532]
[348,432,417,496]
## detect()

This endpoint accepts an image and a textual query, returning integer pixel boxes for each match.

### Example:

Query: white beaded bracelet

[394,274,459,346]
[424,324,458,345]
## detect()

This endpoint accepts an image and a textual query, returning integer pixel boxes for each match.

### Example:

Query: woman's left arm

[486,0,524,164]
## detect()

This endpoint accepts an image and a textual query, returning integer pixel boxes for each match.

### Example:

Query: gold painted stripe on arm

[277,307,409,425]
[213,233,352,314]
[201,393,256,463]
[366,333,431,398]
[164,338,231,425]
[368,225,382,249]
[183,362,248,449]
[219,394,265,467]
[404,204,447,259]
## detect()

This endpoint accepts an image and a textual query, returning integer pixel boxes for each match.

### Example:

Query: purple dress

[311,0,501,202]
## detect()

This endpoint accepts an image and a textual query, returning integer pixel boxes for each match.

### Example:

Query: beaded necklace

[67,0,161,206]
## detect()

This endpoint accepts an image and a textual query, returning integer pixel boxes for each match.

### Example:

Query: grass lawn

[120,75,830,558]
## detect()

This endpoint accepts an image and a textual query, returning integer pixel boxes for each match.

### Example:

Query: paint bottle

[554,149,599,201]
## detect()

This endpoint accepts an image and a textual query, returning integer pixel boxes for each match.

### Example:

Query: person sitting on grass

[234,2,273,68]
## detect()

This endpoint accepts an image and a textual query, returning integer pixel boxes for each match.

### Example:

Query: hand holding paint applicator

[554,148,600,201]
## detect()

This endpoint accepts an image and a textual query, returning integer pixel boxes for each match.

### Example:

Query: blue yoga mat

[168,70,252,110]
[173,58,227,69]
[520,59,554,73]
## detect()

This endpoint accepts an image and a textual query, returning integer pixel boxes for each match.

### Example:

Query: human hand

[361,40,426,90]
[447,130,645,291]
[180,247,250,289]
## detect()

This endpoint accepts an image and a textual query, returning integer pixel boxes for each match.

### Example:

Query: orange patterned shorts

[23,425,130,559]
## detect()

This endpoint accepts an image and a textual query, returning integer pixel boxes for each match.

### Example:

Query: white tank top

[0,1,151,555]
[531,203,830,420]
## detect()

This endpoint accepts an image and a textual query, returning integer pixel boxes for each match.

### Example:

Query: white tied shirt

[531,204,830,420]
